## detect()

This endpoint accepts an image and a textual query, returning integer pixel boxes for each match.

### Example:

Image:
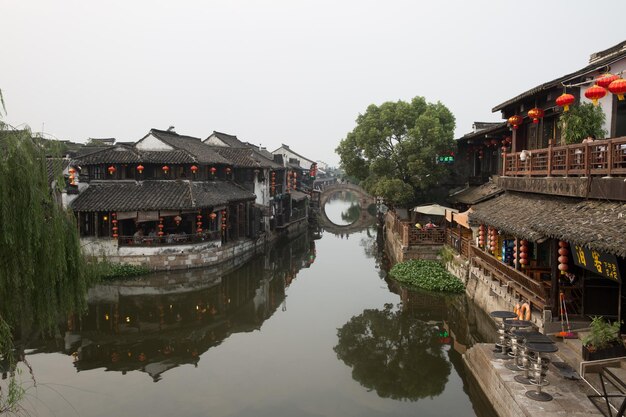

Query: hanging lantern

[478,224,485,248]
[162,165,170,174]
[519,240,528,267]
[513,239,518,266]
[112,213,118,239]
[209,212,217,220]
[68,167,77,185]
[226,167,232,174]
[584,84,607,105]
[556,93,575,112]
[158,217,164,237]
[137,164,144,174]
[191,165,198,175]
[108,165,116,175]
[174,215,182,225]
[597,73,620,89]
[558,241,569,274]
[210,167,217,175]
[527,107,544,124]
[196,213,203,234]
[508,115,523,130]
[490,139,498,146]
[478,149,483,160]
[221,211,227,232]
[608,78,626,101]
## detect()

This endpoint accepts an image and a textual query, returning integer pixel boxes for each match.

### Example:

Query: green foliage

[389,259,464,293]
[582,316,622,350]
[336,97,456,208]
[89,261,150,280]
[559,102,607,144]
[439,245,455,264]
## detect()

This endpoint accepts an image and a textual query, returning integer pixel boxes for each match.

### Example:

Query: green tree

[0,99,91,412]
[336,97,456,207]
[559,102,607,144]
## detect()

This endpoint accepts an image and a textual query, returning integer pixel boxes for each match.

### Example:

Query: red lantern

[210,167,217,175]
[210,212,217,220]
[508,115,523,130]
[584,84,607,105]
[597,73,620,89]
[108,165,116,175]
[608,78,626,101]
[226,167,232,174]
[137,164,144,174]
[558,241,569,275]
[191,165,198,174]
[174,215,182,225]
[519,240,528,266]
[527,107,544,124]
[162,165,170,174]
[556,93,575,112]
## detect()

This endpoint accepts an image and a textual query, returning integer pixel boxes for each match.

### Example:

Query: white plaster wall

[135,134,174,151]
[80,237,222,257]
[204,136,228,147]
[579,58,626,138]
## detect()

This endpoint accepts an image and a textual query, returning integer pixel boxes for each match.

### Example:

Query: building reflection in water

[34,233,317,382]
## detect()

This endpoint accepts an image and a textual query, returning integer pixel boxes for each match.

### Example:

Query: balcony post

[606,139,613,177]
[584,142,591,177]
[547,139,553,177]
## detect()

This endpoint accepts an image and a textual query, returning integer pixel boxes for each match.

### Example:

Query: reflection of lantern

[191,165,198,175]
[585,84,606,105]
[527,107,544,124]
[162,165,170,174]
[556,93,575,112]
[609,78,626,101]
[137,164,144,174]
[508,115,523,130]
[558,241,569,274]
[108,165,116,175]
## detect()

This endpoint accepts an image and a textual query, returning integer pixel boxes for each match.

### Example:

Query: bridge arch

[318,183,377,234]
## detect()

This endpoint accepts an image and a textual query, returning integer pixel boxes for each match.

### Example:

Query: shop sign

[572,245,620,282]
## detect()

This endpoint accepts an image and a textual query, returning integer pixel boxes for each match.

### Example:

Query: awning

[414,203,457,217]
[470,192,626,257]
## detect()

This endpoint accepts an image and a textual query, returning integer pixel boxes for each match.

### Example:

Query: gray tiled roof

[470,192,626,257]
[150,129,229,165]
[74,146,196,165]
[70,180,254,212]
[213,147,282,169]
[209,131,246,147]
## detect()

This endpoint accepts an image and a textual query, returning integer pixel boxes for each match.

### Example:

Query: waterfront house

[69,128,258,268]
[446,41,626,329]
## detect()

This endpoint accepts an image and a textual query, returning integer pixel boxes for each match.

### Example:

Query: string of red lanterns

[196,213,203,234]
[158,217,164,237]
[519,240,529,267]
[478,224,485,249]
[558,241,569,274]
[270,171,276,195]
[221,210,227,232]
[112,212,118,239]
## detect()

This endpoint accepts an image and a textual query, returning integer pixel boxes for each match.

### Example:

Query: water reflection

[29,233,316,383]
[324,191,359,225]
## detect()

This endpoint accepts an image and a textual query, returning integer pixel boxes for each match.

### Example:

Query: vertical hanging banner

[572,245,620,282]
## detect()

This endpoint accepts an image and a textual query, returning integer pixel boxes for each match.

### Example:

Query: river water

[12,193,497,417]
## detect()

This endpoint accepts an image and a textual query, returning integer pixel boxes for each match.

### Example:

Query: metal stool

[523,342,558,402]
[490,311,518,358]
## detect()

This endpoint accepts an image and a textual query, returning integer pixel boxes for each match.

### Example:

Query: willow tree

[0,103,90,410]
[336,97,456,207]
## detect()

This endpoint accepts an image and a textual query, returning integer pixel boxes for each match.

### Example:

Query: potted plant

[582,316,626,361]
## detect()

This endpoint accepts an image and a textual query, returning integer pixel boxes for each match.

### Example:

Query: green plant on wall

[559,102,607,144]
[582,316,622,351]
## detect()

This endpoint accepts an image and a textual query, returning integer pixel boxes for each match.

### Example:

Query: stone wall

[82,234,273,272]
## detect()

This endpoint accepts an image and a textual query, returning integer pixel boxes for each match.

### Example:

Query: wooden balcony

[503,136,626,177]
[470,245,547,311]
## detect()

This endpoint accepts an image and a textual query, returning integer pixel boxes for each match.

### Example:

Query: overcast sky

[2,1,625,165]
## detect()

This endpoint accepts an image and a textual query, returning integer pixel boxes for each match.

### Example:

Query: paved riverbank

[464,342,603,417]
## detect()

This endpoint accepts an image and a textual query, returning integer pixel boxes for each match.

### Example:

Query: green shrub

[87,261,150,281]
[389,259,464,293]
[582,316,622,351]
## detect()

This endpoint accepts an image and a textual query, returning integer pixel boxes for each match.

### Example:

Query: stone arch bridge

[318,183,377,234]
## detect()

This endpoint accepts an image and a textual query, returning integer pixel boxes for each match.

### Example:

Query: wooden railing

[118,231,221,246]
[386,212,445,247]
[503,136,626,177]
[470,245,547,310]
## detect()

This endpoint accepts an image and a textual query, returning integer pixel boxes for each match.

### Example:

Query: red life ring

[518,303,531,321]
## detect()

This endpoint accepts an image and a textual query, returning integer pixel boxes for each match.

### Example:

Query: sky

[1,0,625,166]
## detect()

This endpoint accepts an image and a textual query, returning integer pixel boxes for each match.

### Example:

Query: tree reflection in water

[334,303,451,401]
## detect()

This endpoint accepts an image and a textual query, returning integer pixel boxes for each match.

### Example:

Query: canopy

[413,203,458,217]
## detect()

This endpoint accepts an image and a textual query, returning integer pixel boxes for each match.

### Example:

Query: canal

[12,193,497,417]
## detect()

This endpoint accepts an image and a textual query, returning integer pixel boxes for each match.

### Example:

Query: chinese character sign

[572,245,620,282]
